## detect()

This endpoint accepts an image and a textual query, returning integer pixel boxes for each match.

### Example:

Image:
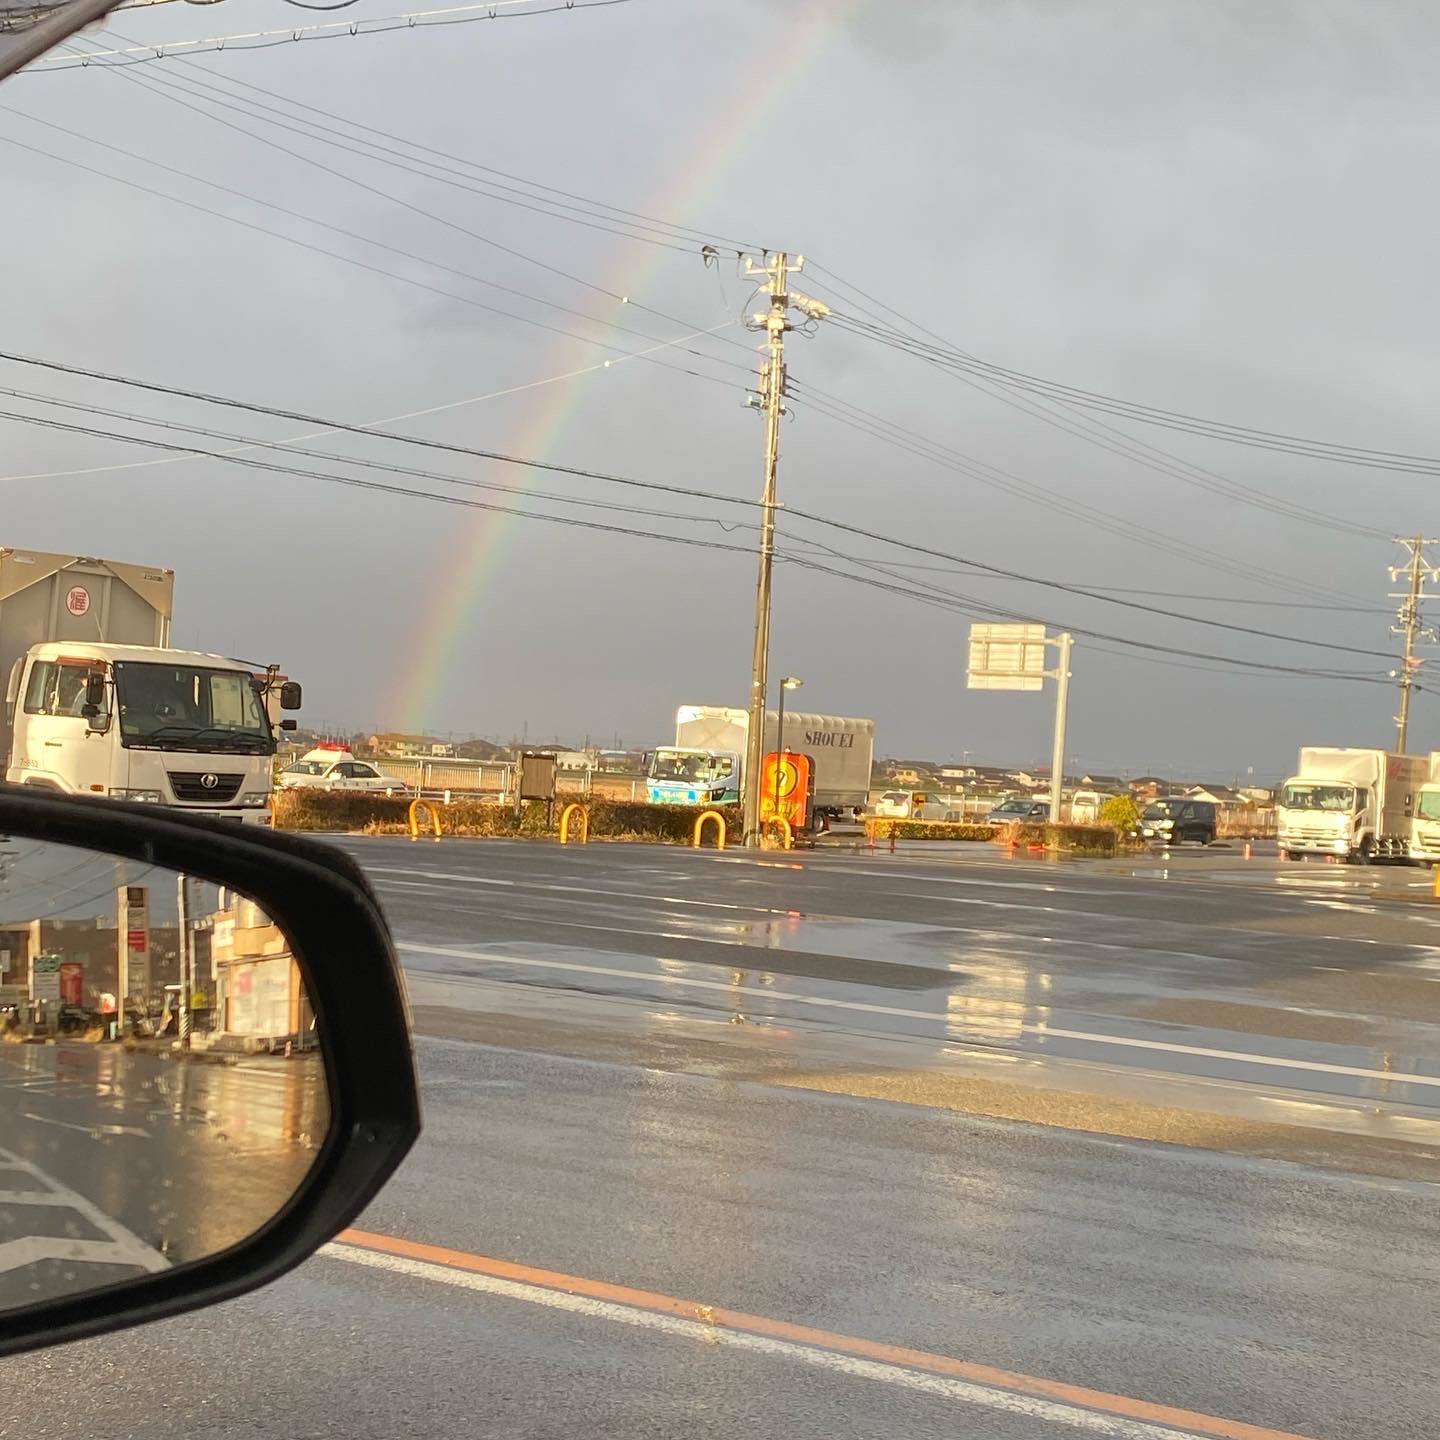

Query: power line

[22,0,638,69]
[0,78,751,381]
[0,384,755,527]
[784,375,1356,604]
[82,28,769,257]
[824,306,1440,481]
[0,348,756,507]
[821,312,1389,543]
[0,360,1394,677]
[0,129,742,396]
[40,35,757,366]
[797,261,1381,597]
[0,327,732,484]
[107,35,768,255]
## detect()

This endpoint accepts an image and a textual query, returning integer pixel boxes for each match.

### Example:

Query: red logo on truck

[65,586,90,617]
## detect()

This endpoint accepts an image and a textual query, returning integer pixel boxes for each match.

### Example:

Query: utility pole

[741,251,793,847]
[1388,536,1439,753]
[738,253,830,846]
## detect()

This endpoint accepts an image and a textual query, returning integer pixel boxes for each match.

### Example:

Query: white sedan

[280,752,398,793]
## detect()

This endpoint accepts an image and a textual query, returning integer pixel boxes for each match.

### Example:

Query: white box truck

[0,549,300,824]
[1277,746,1425,862]
[646,703,875,817]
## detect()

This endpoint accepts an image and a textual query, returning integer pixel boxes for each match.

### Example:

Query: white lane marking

[369,866,807,917]
[22,1112,151,1139]
[399,942,1440,1092]
[0,1146,168,1273]
[380,883,1305,972]
[322,1243,1191,1439]
[0,1236,167,1272]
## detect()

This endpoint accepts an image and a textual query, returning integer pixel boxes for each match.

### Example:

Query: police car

[279,746,396,793]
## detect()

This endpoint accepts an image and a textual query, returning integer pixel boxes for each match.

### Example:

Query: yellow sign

[759,752,810,831]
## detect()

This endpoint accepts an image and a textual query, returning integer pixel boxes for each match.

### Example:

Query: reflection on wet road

[346,839,1440,1158]
[7,838,1440,1440]
[0,1043,327,1307]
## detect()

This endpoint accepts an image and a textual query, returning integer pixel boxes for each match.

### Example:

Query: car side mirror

[278,682,302,711]
[0,790,419,1359]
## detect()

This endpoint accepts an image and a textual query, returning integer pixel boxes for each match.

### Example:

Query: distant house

[1238,785,1275,804]
[1079,773,1127,793]
[455,737,511,762]
[1129,776,1173,800]
[1187,784,1245,808]
[888,766,935,788]
[368,733,452,758]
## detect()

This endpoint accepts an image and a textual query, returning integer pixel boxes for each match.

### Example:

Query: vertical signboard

[117,884,150,1008]
[29,953,61,1004]
[759,752,812,831]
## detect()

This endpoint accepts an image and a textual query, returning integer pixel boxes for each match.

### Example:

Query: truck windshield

[650,752,722,783]
[113,662,273,752]
[1418,791,1440,821]
[1281,783,1356,811]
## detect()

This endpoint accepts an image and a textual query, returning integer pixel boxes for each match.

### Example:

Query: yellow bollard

[408,799,441,843]
[559,802,590,845]
[1433,864,1440,900]
[760,816,793,851]
[693,809,727,849]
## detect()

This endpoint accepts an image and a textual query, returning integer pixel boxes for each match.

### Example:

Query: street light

[774,676,803,819]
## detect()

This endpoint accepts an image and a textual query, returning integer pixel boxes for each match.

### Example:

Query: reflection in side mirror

[0,837,329,1309]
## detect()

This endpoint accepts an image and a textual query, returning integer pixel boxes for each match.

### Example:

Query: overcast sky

[3,0,1437,778]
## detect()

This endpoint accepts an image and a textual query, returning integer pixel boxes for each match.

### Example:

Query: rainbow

[394,0,866,733]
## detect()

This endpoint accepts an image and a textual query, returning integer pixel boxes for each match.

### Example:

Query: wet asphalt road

[2,838,1438,1438]
[0,1044,325,1306]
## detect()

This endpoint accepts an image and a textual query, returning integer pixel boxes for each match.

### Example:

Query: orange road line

[337,1227,1314,1440]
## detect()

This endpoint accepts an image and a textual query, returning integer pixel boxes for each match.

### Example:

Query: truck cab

[1411,781,1440,862]
[5,643,286,824]
[645,747,740,806]
[1277,779,1371,860]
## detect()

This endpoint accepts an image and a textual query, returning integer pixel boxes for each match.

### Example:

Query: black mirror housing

[0,790,419,1360]
[280,718,298,732]
[279,682,302,711]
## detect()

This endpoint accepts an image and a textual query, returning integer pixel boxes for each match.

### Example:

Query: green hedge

[867,816,1121,855]
[272,790,742,844]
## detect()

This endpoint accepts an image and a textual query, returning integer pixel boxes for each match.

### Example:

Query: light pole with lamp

[773,676,803,819]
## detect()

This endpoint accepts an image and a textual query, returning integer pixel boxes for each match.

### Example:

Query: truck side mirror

[279,681,302,711]
[84,673,105,708]
[280,718,298,732]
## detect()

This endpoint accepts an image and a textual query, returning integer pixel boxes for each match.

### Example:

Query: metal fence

[364,757,649,803]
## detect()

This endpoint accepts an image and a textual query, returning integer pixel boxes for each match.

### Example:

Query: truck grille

[167,771,244,803]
